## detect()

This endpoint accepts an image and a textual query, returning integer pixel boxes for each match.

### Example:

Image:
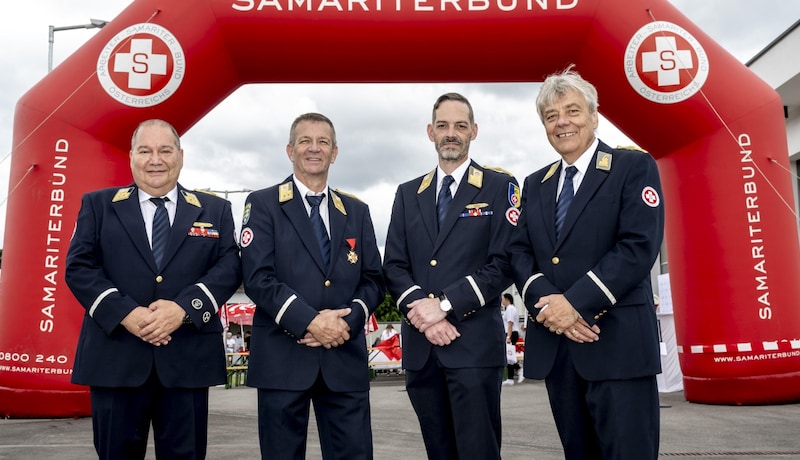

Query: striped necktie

[150,197,170,269]
[306,194,330,269]
[437,175,455,228]
[555,166,577,240]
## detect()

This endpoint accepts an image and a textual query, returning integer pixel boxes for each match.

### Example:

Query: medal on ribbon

[346,238,358,264]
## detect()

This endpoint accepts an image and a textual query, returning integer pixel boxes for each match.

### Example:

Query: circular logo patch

[97,23,185,107]
[240,227,254,247]
[642,186,660,207]
[505,207,520,226]
[624,21,708,104]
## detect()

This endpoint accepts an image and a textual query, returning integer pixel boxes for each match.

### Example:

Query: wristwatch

[438,294,453,313]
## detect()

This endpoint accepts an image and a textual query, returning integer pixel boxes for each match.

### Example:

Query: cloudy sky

[0,0,798,250]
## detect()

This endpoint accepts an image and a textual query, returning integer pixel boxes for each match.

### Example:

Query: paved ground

[1,374,799,459]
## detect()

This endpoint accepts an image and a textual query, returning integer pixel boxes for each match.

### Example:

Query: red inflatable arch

[2,0,799,416]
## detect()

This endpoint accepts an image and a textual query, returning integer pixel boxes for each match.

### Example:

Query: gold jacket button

[428,293,435,298]
[551,257,560,265]
[324,280,331,287]
[156,275,163,283]
[430,259,438,267]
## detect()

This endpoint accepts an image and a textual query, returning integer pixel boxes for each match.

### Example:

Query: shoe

[516,373,525,384]
[502,379,514,386]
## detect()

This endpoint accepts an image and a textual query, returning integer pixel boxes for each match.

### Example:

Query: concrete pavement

[1,374,799,459]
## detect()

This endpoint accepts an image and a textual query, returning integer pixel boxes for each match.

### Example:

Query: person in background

[240,112,384,459]
[65,119,242,459]
[509,66,664,459]
[501,293,522,385]
[379,324,398,343]
[383,92,519,459]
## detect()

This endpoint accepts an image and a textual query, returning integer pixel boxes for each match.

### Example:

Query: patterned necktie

[437,175,455,228]
[306,194,330,269]
[150,197,170,269]
[555,166,577,240]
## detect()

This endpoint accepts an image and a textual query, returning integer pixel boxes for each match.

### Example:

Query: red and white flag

[365,313,378,334]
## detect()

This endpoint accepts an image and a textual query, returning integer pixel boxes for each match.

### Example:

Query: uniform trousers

[406,351,503,460]
[545,338,660,460]
[256,372,372,460]
[90,368,209,460]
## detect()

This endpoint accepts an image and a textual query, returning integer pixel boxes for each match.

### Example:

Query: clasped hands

[122,300,185,346]
[535,294,600,343]
[299,308,352,349]
[407,298,460,347]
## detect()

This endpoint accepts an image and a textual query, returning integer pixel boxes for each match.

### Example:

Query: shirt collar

[437,158,470,189]
[138,186,178,204]
[562,138,598,177]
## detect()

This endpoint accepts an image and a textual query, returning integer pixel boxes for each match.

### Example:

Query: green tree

[373,291,401,322]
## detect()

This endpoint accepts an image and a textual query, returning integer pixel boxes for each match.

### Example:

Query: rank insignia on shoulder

[194,188,217,196]
[330,191,347,215]
[467,166,483,188]
[418,169,435,194]
[279,182,293,203]
[182,191,202,207]
[112,187,134,202]
[542,162,560,183]
[596,152,613,171]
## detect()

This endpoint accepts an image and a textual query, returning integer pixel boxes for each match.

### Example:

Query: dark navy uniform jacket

[383,160,519,371]
[66,184,242,388]
[510,141,665,381]
[240,178,384,392]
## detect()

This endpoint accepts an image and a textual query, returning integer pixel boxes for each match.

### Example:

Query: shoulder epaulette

[334,189,364,202]
[484,165,513,176]
[194,188,218,196]
[615,145,648,154]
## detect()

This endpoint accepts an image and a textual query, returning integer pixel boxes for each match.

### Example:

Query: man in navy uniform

[240,113,384,459]
[383,93,519,459]
[66,119,242,459]
[510,67,664,459]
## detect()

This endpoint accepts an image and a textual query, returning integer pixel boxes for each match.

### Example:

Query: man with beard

[383,93,519,459]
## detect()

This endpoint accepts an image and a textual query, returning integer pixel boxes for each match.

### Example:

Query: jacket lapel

[111,185,155,268]
[433,161,480,253]
[282,185,328,274]
[163,186,203,269]
[538,163,560,247]
[556,144,611,247]
[415,169,438,245]
[328,189,347,274]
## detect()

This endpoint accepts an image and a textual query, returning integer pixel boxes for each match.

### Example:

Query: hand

[136,300,184,346]
[407,297,447,332]
[306,308,351,349]
[423,320,461,346]
[120,306,155,339]
[535,294,600,343]
[298,332,323,348]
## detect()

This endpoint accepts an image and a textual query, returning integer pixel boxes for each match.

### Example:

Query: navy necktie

[437,175,455,228]
[150,197,170,269]
[306,194,330,269]
[555,166,577,240]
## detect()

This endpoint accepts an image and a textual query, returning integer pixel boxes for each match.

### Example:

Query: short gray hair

[536,65,599,124]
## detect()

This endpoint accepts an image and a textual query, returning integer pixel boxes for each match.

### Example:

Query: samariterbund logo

[625,21,708,105]
[97,23,185,107]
